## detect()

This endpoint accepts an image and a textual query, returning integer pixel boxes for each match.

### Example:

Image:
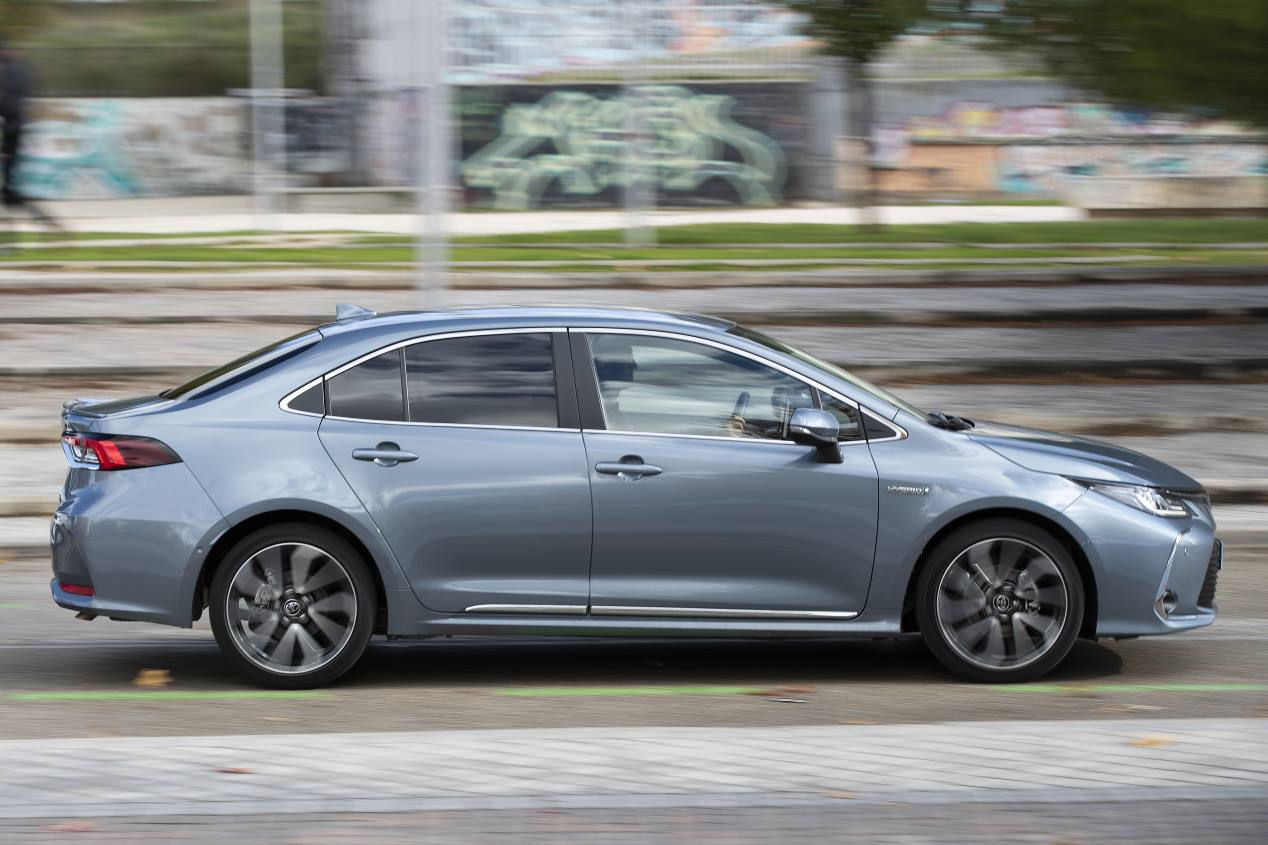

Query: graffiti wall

[18,99,247,200]
[447,0,808,84]
[458,83,808,209]
[16,97,349,200]
[871,99,1268,198]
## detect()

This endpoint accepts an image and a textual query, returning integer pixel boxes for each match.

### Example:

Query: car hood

[968,421,1202,490]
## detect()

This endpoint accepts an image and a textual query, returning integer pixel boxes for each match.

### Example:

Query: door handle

[596,456,662,480]
[352,442,418,467]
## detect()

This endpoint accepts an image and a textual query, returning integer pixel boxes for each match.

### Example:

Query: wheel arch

[898,506,1098,639]
[192,508,390,633]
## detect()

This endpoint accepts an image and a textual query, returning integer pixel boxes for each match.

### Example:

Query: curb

[1,264,1266,293]
[3,359,1268,387]
[3,306,1267,329]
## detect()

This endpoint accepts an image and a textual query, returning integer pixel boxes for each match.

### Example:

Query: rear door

[318,330,593,614]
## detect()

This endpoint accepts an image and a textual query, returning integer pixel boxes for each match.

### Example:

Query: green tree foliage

[12,0,323,97]
[786,0,927,67]
[983,0,1268,127]
[0,0,52,43]
[784,1,926,215]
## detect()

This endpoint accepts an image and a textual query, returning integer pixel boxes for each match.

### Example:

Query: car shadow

[340,634,1126,688]
[10,633,1126,692]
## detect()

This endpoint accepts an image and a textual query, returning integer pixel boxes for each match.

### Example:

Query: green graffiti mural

[461,85,787,209]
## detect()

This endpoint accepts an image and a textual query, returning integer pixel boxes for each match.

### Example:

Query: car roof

[318,306,736,340]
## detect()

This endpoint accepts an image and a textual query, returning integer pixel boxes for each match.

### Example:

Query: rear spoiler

[61,395,165,433]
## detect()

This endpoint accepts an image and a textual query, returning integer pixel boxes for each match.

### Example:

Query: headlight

[1083,481,1190,518]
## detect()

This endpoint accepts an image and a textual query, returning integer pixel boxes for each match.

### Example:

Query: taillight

[61,434,180,471]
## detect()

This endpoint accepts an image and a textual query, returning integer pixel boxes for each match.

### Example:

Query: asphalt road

[1,547,1265,741]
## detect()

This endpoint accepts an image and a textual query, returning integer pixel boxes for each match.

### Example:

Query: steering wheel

[726,391,752,437]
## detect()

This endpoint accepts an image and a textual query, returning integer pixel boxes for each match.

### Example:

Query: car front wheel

[916,518,1084,683]
[209,524,375,688]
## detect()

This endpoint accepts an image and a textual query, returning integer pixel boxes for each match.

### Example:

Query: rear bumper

[50,463,227,627]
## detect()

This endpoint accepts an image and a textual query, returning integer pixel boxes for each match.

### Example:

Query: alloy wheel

[225,542,358,675]
[935,537,1069,671]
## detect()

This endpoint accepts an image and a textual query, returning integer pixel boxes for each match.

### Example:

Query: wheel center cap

[991,594,1014,613]
[282,598,304,618]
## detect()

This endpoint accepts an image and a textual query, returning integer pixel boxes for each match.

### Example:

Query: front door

[318,330,592,614]
[578,331,880,616]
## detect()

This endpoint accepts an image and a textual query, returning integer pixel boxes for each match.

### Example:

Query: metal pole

[622,1,653,247]
[249,0,286,230]
[417,0,450,308]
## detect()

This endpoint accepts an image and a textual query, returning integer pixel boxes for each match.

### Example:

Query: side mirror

[788,408,843,463]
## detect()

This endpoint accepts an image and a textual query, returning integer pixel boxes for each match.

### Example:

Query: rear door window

[404,333,557,427]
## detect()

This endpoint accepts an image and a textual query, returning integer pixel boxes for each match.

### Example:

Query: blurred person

[0,40,57,233]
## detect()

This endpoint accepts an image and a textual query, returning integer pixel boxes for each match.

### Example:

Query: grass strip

[454,219,1268,247]
[5,245,1264,266]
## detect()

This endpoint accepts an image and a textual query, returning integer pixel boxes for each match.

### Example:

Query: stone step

[2,323,1265,384]
[4,283,1267,328]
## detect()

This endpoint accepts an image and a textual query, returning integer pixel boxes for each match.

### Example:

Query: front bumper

[1063,490,1219,638]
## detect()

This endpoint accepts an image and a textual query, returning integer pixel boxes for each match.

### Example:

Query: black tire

[916,518,1084,683]
[210,523,376,689]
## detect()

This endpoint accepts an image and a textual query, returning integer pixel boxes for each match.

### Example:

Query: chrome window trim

[279,326,568,424]
[570,326,907,444]
[582,428,870,449]
[326,326,566,381]
[324,416,577,434]
[281,323,910,445]
[591,605,859,620]
[465,604,587,615]
[861,409,906,444]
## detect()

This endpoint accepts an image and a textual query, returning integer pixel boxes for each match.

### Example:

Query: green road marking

[0,602,27,609]
[10,690,328,702]
[497,685,763,698]
[996,683,1268,694]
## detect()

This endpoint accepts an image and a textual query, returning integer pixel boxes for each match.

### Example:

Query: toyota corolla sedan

[51,306,1220,687]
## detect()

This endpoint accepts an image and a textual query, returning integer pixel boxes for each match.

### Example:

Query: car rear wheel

[210,524,375,689]
[916,518,1084,683]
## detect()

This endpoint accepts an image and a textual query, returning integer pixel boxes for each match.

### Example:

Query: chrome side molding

[462,604,860,620]
[464,604,587,615]
[590,606,859,620]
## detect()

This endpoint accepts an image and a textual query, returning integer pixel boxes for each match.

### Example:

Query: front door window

[588,334,829,441]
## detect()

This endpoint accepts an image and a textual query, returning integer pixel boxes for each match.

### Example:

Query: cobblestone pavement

[1,719,1265,823]
[4,798,1267,844]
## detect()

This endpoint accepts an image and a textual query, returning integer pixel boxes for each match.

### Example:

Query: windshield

[729,326,925,419]
[162,329,321,400]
